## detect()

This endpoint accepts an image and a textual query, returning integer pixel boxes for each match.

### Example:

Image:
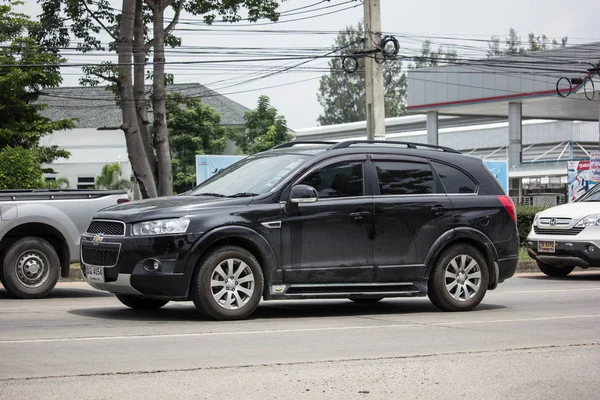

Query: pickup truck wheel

[428,244,489,312]
[536,261,575,277]
[2,237,60,299]
[191,245,264,321]
[115,295,169,310]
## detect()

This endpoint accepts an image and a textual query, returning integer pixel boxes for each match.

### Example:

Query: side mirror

[290,184,318,204]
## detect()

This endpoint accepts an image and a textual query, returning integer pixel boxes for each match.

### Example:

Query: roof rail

[273,140,337,149]
[331,140,460,154]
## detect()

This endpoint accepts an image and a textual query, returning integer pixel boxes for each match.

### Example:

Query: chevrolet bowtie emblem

[92,235,103,245]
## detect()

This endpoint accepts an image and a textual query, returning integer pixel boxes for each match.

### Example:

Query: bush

[517,205,546,243]
[0,146,43,190]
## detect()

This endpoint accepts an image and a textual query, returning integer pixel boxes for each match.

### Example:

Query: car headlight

[533,213,540,226]
[575,214,600,228]
[132,217,191,236]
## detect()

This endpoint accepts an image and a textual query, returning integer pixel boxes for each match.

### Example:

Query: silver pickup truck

[0,190,130,298]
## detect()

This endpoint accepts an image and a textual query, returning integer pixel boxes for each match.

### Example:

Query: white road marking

[501,288,600,294]
[1,314,600,345]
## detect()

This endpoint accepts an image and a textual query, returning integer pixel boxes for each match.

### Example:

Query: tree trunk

[151,1,173,197]
[118,0,157,198]
[134,0,158,187]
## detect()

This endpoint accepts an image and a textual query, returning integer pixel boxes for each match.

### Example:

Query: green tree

[42,177,70,189]
[317,22,407,125]
[95,163,132,190]
[166,93,233,193]
[0,147,44,190]
[487,28,568,57]
[234,95,292,155]
[413,39,459,68]
[0,0,73,185]
[39,0,282,198]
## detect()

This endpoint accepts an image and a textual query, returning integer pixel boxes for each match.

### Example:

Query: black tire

[1,237,60,299]
[191,245,264,321]
[115,294,169,310]
[536,261,575,277]
[428,244,489,312]
[350,297,383,303]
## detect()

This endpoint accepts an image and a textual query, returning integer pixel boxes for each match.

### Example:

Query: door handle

[431,205,448,216]
[349,211,371,220]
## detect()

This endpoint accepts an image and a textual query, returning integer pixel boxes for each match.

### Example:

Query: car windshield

[577,183,600,202]
[188,153,309,197]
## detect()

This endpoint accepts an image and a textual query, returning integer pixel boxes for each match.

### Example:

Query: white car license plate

[85,265,105,283]
[537,240,556,253]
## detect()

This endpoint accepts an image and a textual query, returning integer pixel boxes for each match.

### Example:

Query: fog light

[143,259,161,272]
[588,246,595,253]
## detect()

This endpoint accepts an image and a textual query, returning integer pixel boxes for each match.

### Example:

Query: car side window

[374,161,435,195]
[300,161,364,198]
[432,162,477,194]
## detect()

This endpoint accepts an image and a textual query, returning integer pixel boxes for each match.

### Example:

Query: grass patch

[519,246,532,261]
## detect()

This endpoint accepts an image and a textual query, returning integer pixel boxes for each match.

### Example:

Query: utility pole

[363,0,386,140]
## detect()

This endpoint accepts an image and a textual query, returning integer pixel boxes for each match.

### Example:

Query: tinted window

[301,162,364,198]
[433,162,477,194]
[189,154,309,197]
[375,161,435,195]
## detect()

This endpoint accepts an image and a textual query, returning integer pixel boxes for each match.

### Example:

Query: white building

[37,83,250,195]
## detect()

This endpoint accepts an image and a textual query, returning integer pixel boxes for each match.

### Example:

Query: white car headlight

[575,214,600,228]
[132,217,190,236]
[533,213,540,226]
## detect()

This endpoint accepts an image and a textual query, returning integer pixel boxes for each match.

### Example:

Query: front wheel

[428,244,489,312]
[1,237,60,299]
[536,261,575,277]
[115,295,169,310]
[191,245,264,321]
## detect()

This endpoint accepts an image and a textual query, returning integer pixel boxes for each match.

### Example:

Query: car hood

[538,201,600,219]
[93,195,253,223]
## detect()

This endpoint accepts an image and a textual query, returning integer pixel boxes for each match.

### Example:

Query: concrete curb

[62,261,598,282]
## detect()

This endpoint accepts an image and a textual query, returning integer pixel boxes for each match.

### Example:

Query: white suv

[526,186,600,276]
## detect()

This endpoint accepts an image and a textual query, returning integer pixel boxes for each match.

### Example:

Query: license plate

[85,265,105,283]
[537,240,556,253]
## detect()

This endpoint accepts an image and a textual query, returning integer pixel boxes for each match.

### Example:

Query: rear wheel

[1,237,60,299]
[115,295,169,310]
[536,261,575,277]
[191,245,263,321]
[428,244,489,312]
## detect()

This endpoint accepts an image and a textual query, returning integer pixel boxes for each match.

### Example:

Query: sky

[17,0,600,130]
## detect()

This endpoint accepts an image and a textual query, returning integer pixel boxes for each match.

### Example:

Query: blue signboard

[483,160,509,195]
[195,155,245,185]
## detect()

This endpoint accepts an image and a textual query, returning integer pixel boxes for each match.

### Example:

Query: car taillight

[498,195,516,223]
[117,198,130,204]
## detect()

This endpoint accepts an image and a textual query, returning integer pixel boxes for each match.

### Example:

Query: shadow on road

[520,271,600,282]
[67,298,506,322]
[0,287,112,300]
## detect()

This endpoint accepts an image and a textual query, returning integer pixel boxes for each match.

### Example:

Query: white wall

[40,128,133,191]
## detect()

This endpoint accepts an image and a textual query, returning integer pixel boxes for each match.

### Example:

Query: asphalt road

[0,272,599,399]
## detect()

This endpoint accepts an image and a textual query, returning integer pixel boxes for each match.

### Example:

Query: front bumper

[526,239,600,268]
[80,232,200,299]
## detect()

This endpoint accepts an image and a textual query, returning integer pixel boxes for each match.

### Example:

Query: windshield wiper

[228,192,259,198]
[195,192,226,197]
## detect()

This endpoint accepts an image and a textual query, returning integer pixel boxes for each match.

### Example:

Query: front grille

[81,245,120,266]
[87,220,125,236]
[534,226,585,236]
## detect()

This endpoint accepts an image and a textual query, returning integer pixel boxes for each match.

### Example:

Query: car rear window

[374,161,435,195]
[432,162,477,194]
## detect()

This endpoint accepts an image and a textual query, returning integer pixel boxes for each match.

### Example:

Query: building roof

[37,83,250,129]
[407,42,600,121]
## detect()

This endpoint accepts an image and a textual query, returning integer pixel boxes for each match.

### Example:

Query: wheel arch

[185,225,277,299]
[0,223,70,278]
[425,228,499,290]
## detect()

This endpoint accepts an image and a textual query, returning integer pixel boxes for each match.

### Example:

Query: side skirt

[267,281,428,300]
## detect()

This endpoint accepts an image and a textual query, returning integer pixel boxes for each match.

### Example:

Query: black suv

[81,140,519,320]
